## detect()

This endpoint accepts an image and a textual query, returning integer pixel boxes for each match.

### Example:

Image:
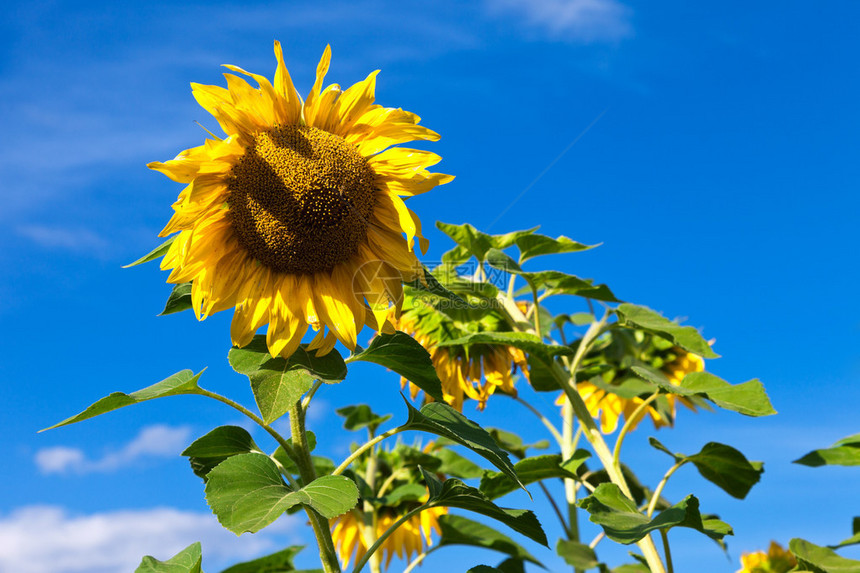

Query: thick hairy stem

[290,401,341,573]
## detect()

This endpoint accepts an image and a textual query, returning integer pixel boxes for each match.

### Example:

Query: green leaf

[615,304,719,358]
[835,518,860,548]
[43,370,204,431]
[229,337,347,424]
[480,455,577,500]
[632,367,775,417]
[432,448,485,479]
[467,567,502,573]
[525,271,619,302]
[349,332,444,401]
[124,235,176,268]
[516,234,598,262]
[422,470,548,546]
[405,266,467,307]
[578,483,731,544]
[794,434,860,467]
[488,428,550,460]
[160,282,193,316]
[135,542,202,573]
[219,546,303,572]
[378,483,427,506]
[182,426,263,480]
[790,538,860,572]
[436,222,538,262]
[556,539,599,569]
[648,438,763,499]
[206,454,358,534]
[335,405,392,432]
[401,400,522,490]
[439,514,544,566]
[437,331,574,366]
[561,450,592,474]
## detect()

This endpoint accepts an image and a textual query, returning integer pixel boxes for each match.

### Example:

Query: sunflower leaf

[556,540,599,569]
[422,470,548,546]
[401,400,523,490]
[205,453,358,534]
[631,367,775,417]
[349,331,444,401]
[135,542,202,573]
[335,404,392,432]
[516,234,599,263]
[794,433,860,467]
[42,370,205,431]
[615,304,719,358]
[578,483,731,544]
[219,546,307,573]
[230,338,347,424]
[438,514,544,566]
[436,331,574,366]
[480,455,578,500]
[181,425,264,480]
[405,266,467,306]
[160,282,193,315]
[789,538,860,572]
[436,222,538,262]
[123,235,177,268]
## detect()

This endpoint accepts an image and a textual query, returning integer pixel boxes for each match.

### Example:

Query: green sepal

[123,235,176,268]
[205,453,358,534]
[43,370,204,431]
[135,542,202,573]
[349,331,444,401]
[399,399,523,491]
[229,338,346,424]
[422,469,548,546]
[615,304,719,358]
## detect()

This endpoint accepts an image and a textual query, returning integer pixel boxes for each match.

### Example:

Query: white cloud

[486,0,632,42]
[16,225,110,254]
[35,424,192,475]
[0,505,301,573]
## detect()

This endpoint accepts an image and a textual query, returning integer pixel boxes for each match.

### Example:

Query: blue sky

[2,0,860,571]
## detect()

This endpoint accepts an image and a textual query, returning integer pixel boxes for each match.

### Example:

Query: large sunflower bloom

[149,42,452,357]
[558,347,705,433]
[737,541,796,573]
[330,505,446,570]
[396,310,528,411]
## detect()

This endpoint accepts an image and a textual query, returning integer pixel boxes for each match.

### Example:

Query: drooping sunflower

[557,331,706,433]
[149,42,452,358]
[395,292,528,411]
[736,541,796,573]
[329,441,448,570]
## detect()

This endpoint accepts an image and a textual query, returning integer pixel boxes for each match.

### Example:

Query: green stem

[289,401,341,573]
[352,505,426,573]
[331,427,404,476]
[646,461,686,518]
[551,313,667,573]
[612,391,660,465]
[402,544,441,573]
[538,480,571,538]
[531,285,542,339]
[302,379,324,412]
[510,395,565,449]
[561,396,581,573]
[660,529,674,573]
[363,427,381,573]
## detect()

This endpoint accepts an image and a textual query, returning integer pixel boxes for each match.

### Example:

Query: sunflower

[737,541,796,573]
[557,334,706,433]
[330,504,446,570]
[395,294,528,411]
[148,42,452,358]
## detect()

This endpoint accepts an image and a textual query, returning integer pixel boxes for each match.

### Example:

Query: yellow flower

[396,306,528,411]
[149,42,451,358]
[737,541,796,573]
[330,505,447,570]
[558,346,705,433]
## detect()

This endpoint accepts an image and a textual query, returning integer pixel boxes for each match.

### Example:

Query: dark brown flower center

[226,125,376,274]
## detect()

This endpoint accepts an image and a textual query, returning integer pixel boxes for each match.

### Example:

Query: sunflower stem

[289,400,342,573]
[646,461,686,518]
[331,427,404,476]
[352,505,425,573]
[402,545,440,573]
[612,391,660,466]
[363,427,382,573]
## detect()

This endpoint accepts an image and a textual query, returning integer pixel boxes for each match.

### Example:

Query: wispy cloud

[485,0,633,42]
[0,505,300,573]
[16,225,110,255]
[35,424,192,475]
